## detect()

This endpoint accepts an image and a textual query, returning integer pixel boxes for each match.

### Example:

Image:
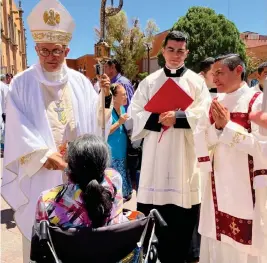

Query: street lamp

[144,42,152,74]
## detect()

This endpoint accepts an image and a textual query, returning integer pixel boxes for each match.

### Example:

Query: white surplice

[194,84,267,262]
[0,81,8,130]
[0,82,3,129]
[128,68,211,208]
[1,63,111,240]
[0,81,9,113]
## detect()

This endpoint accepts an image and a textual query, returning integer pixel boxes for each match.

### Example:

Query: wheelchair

[30,209,167,263]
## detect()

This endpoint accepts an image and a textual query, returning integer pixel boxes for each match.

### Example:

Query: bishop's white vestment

[1,63,111,240]
[194,84,267,263]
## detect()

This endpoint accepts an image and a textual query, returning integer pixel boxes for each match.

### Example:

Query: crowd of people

[1,0,267,263]
[0,73,12,157]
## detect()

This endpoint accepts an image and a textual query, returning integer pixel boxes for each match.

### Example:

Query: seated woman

[34,134,131,229]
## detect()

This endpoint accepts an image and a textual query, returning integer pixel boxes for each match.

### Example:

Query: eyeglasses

[38,48,65,57]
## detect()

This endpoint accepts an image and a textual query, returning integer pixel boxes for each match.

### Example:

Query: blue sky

[17,0,267,66]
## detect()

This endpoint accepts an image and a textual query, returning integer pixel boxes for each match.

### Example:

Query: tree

[246,50,267,76]
[157,7,247,72]
[95,11,159,80]
[137,72,149,80]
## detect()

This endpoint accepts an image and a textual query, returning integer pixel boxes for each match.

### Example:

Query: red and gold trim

[254,169,267,176]
[210,92,260,245]
[211,171,253,244]
[198,156,210,162]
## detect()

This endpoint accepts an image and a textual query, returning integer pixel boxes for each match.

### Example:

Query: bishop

[1,0,112,262]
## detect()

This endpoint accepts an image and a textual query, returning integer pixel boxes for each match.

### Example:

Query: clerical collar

[209,88,217,93]
[164,65,187,77]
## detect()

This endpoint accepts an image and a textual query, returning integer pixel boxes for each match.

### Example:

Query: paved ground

[0,156,136,262]
[1,197,23,263]
[1,158,23,263]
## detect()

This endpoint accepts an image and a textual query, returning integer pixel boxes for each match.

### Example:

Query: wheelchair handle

[39,220,49,242]
[151,209,167,228]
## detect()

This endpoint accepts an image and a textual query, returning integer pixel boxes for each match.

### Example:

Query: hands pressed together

[157,101,231,130]
[211,100,230,129]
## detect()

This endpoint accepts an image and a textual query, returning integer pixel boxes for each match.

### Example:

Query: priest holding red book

[128,31,211,263]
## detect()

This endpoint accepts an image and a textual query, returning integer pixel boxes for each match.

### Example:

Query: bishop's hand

[98,74,111,96]
[211,100,230,129]
[159,111,176,127]
[43,152,67,171]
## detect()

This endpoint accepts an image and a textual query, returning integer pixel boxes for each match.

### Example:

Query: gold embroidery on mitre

[43,9,60,26]
[32,30,72,45]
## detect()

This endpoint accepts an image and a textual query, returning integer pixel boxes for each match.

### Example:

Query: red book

[144,78,194,113]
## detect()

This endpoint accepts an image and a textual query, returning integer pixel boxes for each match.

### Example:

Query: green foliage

[96,11,159,80]
[157,7,247,72]
[157,51,165,68]
[246,50,267,76]
[137,72,149,80]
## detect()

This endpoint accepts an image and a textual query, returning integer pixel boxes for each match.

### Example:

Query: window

[14,23,17,44]
[18,30,21,51]
[8,15,14,42]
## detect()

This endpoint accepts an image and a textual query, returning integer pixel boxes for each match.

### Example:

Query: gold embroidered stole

[41,83,77,154]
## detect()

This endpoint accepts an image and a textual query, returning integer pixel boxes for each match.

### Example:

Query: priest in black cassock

[128,31,211,263]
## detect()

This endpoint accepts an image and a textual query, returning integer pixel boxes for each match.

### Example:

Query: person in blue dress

[108,83,132,201]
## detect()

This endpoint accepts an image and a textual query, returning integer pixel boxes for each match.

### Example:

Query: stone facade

[1,0,27,75]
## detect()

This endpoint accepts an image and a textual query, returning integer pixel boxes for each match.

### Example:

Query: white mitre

[27,0,75,46]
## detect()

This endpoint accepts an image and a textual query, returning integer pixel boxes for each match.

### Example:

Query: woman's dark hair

[110,83,122,96]
[66,134,115,228]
